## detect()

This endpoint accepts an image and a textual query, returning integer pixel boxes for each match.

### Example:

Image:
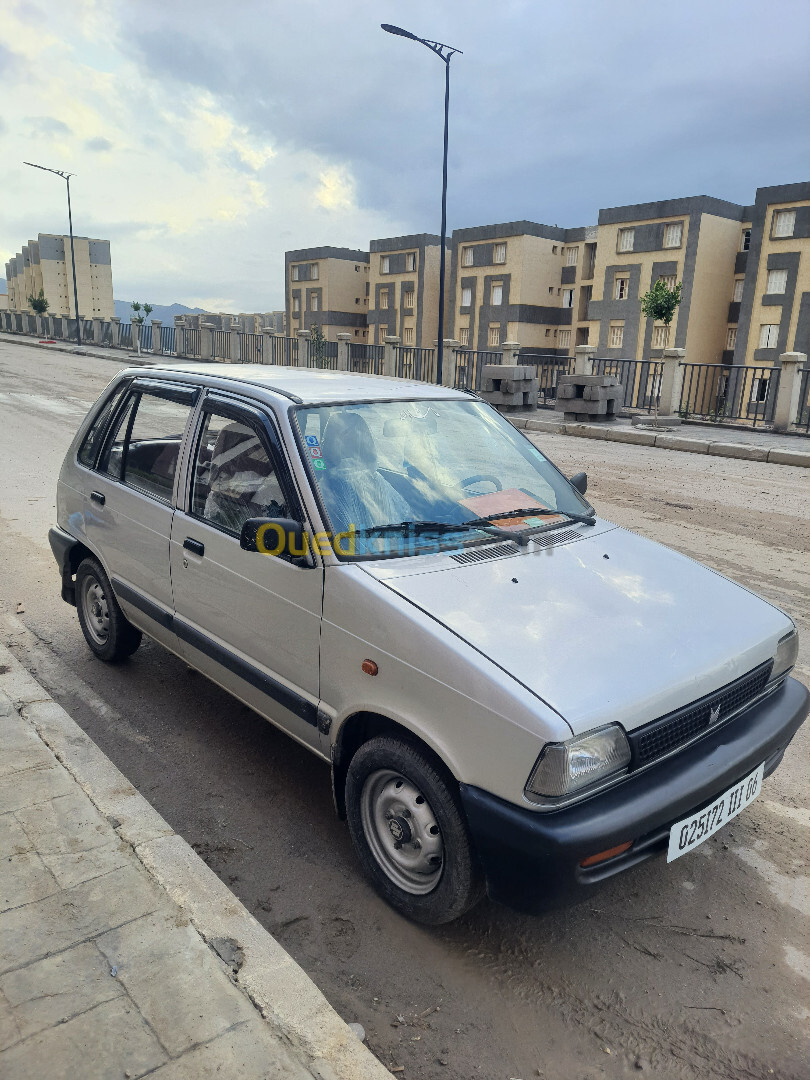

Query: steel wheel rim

[81,575,110,645]
[360,769,444,895]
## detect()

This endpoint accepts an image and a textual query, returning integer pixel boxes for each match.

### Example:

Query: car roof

[125,363,471,406]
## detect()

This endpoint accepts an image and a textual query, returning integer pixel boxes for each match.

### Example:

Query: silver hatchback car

[50,365,807,923]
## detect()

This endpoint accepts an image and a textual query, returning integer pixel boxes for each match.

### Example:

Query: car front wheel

[345,735,484,924]
[76,557,142,662]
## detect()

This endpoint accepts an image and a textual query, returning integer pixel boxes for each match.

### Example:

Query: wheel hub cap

[360,770,444,895]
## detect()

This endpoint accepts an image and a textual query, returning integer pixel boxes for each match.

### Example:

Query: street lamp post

[381,24,462,385]
[24,162,82,347]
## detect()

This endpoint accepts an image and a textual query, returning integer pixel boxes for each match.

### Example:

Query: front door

[170,394,324,753]
[83,380,198,651]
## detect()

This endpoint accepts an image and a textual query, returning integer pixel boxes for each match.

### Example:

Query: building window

[491,283,503,305]
[609,323,624,348]
[758,324,779,349]
[379,325,388,342]
[459,327,469,346]
[772,210,796,238]
[488,325,500,347]
[658,274,677,290]
[552,246,558,254]
[663,222,683,248]
[379,290,389,309]
[614,275,630,300]
[310,294,319,312]
[461,286,472,307]
[651,325,668,349]
[403,326,414,345]
[558,329,571,349]
[732,278,745,302]
[493,242,506,264]
[310,263,318,280]
[565,246,579,266]
[291,265,299,281]
[766,269,788,294]
[741,229,751,251]
[381,256,390,273]
[618,228,634,253]
[726,327,737,350]
[562,289,574,308]
[462,247,474,267]
[405,253,416,272]
[403,290,414,309]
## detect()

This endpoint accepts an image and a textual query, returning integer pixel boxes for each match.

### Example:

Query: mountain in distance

[115,299,206,323]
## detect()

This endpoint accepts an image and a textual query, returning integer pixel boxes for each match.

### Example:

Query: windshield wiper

[354,519,522,543]
[464,506,596,526]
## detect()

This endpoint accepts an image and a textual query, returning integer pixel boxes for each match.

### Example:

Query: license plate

[667,763,764,863]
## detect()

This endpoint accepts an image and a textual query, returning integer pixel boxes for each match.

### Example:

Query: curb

[511,416,810,468]
[0,631,390,1080]
[0,332,153,367]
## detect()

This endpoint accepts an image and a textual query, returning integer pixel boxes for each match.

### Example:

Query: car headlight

[526,724,631,799]
[771,628,799,681]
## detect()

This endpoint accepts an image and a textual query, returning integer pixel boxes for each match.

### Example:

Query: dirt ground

[1,340,808,1080]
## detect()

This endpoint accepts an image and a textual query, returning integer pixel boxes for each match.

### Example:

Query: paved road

[1,339,808,1080]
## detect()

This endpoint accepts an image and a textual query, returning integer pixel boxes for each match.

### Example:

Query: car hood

[365,523,790,736]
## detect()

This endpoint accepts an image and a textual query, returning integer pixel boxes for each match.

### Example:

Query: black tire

[75,557,142,662]
[345,735,484,925]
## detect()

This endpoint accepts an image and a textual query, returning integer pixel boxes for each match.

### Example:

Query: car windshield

[295,398,592,559]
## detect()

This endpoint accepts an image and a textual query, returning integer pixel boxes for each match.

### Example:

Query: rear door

[169,393,324,753]
[83,379,198,650]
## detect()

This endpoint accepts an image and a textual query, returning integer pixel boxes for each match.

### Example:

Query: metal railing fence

[520,353,575,408]
[212,329,231,359]
[241,333,263,364]
[349,343,384,375]
[158,325,175,354]
[594,357,664,413]
[183,328,201,356]
[678,363,779,428]
[795,367,810,432]
[394,346,436,382]
[452,350,502,391]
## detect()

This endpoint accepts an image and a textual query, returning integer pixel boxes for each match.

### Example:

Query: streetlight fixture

[24,161,82,347]
[381,24,462,385]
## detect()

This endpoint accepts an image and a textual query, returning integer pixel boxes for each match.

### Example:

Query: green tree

[130,301,154,355]
[27,288,49,315]
[640,278,683,351]
[309,324,328,369]
[640,278,683,419]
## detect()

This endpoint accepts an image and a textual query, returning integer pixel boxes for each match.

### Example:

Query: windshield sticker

[460,488,564,529]
[305,435,320,446]
[399,405,439,421]
[309,446,322,458]
[313,459,326,470]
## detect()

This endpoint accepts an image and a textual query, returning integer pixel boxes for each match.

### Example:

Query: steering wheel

[460,474,502,493]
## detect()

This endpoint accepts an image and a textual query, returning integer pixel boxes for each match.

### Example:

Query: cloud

[27,115,73,137]
[2,0,808,311]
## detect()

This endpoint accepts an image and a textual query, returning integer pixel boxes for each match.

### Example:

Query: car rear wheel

[345,735,484,924]
[76,557,142,662]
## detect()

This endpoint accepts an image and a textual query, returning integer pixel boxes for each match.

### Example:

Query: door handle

[183,537,205,557]
[90,491,106,506]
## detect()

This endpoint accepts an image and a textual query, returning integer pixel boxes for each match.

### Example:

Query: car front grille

[627,660,774,768]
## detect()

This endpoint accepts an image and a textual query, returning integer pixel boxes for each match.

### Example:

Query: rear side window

[77,383,128,468]
[100,391,194,503]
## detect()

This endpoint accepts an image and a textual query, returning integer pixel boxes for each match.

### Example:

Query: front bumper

[460,676,809,914]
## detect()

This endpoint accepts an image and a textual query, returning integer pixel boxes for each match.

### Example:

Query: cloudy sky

[2,0,808,312]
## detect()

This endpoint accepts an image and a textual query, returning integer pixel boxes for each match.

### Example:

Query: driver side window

[191,409,288,535]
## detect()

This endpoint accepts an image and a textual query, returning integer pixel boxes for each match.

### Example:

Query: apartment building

[586,196,743,362]
[5,234,114,318]
[285,247,369,341]
[730,181,810,366]
[447,222,581,353]
[367,234,445,347]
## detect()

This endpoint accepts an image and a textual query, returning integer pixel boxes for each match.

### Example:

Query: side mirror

[569,472,587,495]
[240,517,308,561]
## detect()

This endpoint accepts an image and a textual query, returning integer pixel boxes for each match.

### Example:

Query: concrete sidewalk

[0,642,389,1080]
[509,411,810,468]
